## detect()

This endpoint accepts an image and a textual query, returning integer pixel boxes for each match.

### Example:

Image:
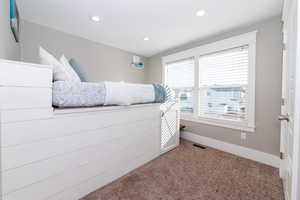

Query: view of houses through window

[165,58,194,113]
[198,46,249,121]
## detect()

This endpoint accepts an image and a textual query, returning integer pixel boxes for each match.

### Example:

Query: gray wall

[0,0,20,60]
[145,16,283,156]
[20,20,146,83]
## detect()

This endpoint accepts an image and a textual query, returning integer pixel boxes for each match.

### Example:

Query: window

[163,32,256,132]
[198,46,249,121]
[165,58,195,113]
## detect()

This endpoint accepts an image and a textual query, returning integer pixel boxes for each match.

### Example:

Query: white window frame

[162,31,257,132]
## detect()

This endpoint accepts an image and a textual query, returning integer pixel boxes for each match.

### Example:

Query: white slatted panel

[161,101,180,154]
[165,58,194,88]
[1,115,160,171]
[1,108,53,123]
[3,131,158,200]
[0,104,163,200]
[198,46,249,120]
[199,46,249,86]
[0,87,52,110]
[0,60,52,87]
[2,120,159,194]
[45,150,157,200]
[1,106,159,148]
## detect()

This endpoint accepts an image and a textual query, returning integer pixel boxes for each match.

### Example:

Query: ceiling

[17,0,283,57]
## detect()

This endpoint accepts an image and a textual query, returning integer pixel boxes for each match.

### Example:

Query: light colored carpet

[81,139,284,200]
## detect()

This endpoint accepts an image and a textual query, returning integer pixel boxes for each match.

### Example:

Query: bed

[0,59,180,200]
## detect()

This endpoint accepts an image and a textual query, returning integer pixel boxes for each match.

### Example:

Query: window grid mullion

[194,56,200,117]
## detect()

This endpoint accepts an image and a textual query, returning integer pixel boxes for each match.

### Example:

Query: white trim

[162,31,257,131]
[247,41,256,129]
[0,59,53,69]
[292,1,300,200]
[181,131,280,168]
[282,0,294,23]
[281,1,300,200]
[54,103,161,115]
[162,31,257,63]
[181,114,255,132]
[194,57,200,116]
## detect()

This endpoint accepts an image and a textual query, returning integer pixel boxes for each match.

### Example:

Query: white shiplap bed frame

[0,60,180,200]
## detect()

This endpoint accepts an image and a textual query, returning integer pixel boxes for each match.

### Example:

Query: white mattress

[52,81,156,108]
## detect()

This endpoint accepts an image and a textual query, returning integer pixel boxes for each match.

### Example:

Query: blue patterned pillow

[153,84,174,103]
[69,58,88,82]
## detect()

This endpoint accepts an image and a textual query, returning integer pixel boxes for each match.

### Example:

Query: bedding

[52,81,170,108]
[39,47,69,81]
[39,47,80,82]
[60,55,81,82]
[69,58,88,82]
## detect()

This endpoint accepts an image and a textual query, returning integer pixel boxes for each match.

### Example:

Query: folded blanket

[104,82,155,106]
[53,81,171,108]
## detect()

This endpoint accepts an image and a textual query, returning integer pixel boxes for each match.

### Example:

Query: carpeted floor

[81,139,284,200]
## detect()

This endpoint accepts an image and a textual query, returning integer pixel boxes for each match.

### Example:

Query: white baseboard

[181,131,280,168]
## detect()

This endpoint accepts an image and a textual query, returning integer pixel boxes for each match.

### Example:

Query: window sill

[181,114,255,132]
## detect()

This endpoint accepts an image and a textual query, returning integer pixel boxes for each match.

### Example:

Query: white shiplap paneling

[0,108,53,123]
[1,106,159,147]
[3,130,159,200]
[2,116,160,171]
[0,59,52,88]
[0,87,52,110]
[2,120,159,194]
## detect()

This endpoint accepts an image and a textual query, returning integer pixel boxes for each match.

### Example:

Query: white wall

[145,16,283,156]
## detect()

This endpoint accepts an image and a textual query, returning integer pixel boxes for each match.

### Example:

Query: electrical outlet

[241,132,247,140]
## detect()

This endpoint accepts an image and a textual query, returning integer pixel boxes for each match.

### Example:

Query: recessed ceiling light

[144,37,149,41]
[91,16,100,22]
[196,10,206,17]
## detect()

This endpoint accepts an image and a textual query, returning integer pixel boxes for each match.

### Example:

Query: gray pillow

[69,58,88,82]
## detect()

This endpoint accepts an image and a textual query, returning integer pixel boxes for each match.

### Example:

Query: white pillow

[60,55,81,82]
[39,47,70,81]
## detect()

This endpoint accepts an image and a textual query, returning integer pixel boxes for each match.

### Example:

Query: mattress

[52,81,170,108]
